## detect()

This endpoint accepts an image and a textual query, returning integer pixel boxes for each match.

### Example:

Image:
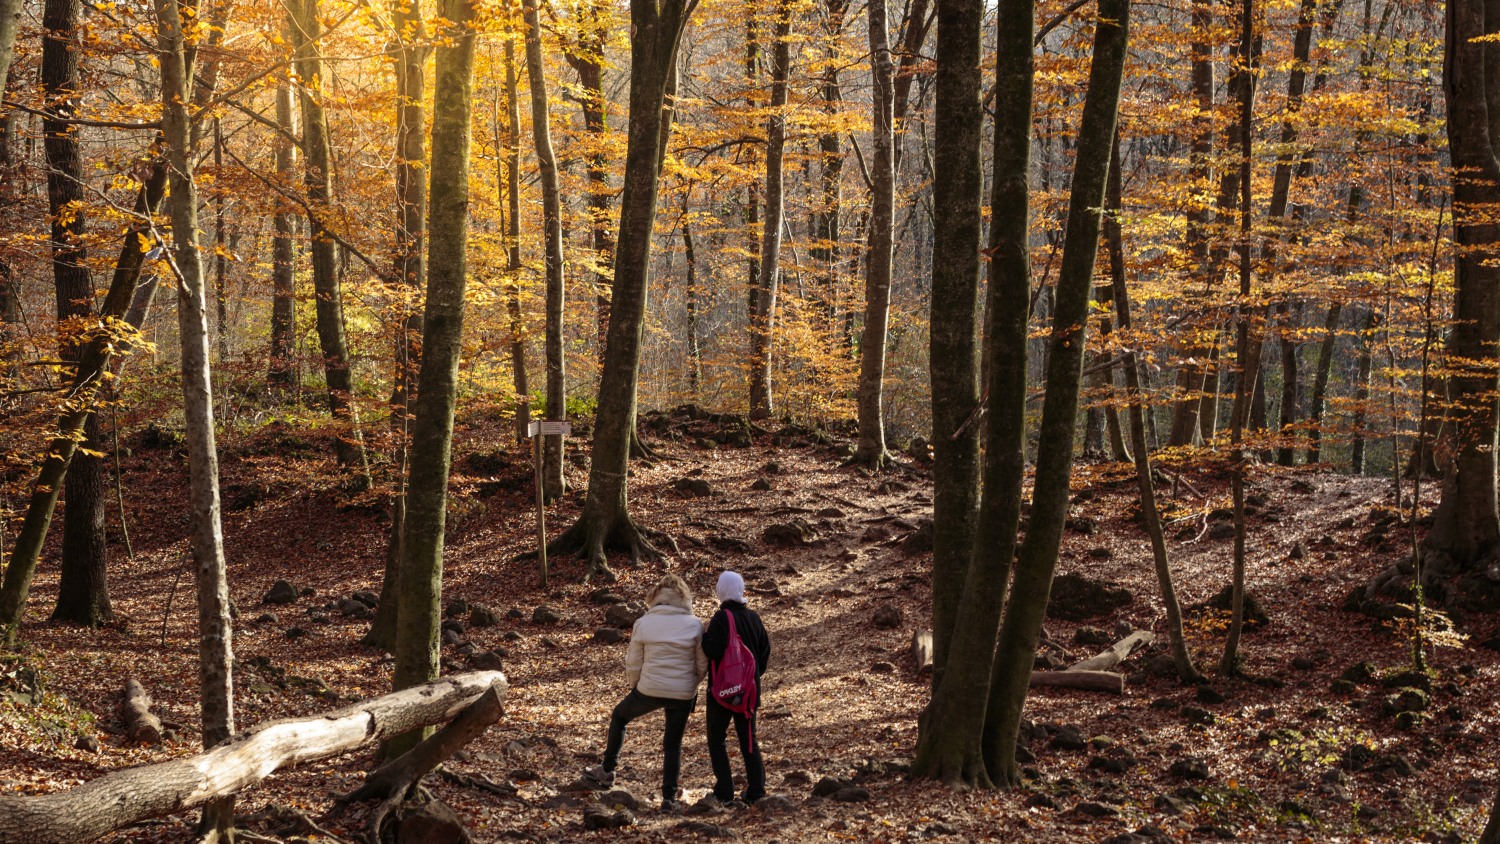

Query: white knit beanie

[716,570,745,603]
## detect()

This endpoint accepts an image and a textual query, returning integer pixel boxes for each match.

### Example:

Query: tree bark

[908,0,992,789]
[1105,131,1200,682]
[682,195,702,395]
[1167,0,1216,447]
[0,673,506,844]
[984,0,1128,787]
[156,0,236,833]
[268,80,299,389]
[368,1,428,653]
[41,0,112,631]
[1305,302,1343,463]
[1350,307,1376,474]
[119,678,164,745]
[559,0,615,360]
[288,0,370,478]
[390,0,477,758]
[521,0,567,501]
[851,0,895,468]
[547,0,693,581]
[1220,0,1259,677]
[1428,0,1500,566]
[503,39,530,441]
[748,0,791,419]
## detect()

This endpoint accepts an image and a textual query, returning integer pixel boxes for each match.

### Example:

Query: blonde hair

[646,573,694,607]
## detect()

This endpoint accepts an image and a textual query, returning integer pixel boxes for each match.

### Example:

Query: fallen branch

[1069,630,1154,672]
[0,672,507,844]
[1028,669,1126,694]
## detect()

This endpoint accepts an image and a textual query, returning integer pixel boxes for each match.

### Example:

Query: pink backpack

[710,610,759,749]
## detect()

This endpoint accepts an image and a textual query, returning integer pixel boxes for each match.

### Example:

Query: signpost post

[526,417,571,589]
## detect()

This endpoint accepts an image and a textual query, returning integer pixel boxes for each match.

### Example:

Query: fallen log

[0,671,507,844]
[1028,669,1126,694]
[1069,630,1154,672]
[119,678,163,745]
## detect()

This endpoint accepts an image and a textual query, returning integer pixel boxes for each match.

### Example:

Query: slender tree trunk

[1306,302,1343,463]
[1351,307,1376,474]
[212,118,229,361]
[682,194,702,396]
[748,0,791,419]
[269,81,298,389]
[851,0,895,468]
[521,0,567,501]
[1105,131,1199,681]
[812,0,847,338]
[155,0,235,834]
[1276,302,1299,464]
[984,0,1128,787]
[288,0,370,478]
[0,0,19,101]
[503,39,530,442]
[560,2,615,360]
[1168,0,1216,447]
[368,6,428,653]
[548,0,692,581]
[390,0,477,756]
[1220,0,1259,677]
[41,0,111,630]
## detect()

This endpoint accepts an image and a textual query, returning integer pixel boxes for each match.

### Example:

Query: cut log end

[119,678,163,745]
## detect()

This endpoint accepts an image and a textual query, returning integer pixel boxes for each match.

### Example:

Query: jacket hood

[650,586,692,612]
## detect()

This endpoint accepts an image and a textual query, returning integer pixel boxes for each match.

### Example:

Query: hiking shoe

[582,765,614,788]
[660,799,683,813]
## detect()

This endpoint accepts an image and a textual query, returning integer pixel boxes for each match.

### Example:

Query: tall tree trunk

[548,0,692,581]
[1429,0,1500,566]
[910,0,1025,788]
[1220,0,1259,676]
[268,81,298,389]
[560,1,615,360]
[748,0,791,419]
[1168,0,1216,446]
[1351,307,1376,474]
[1305,302,1343,463]
[155,0,236,834]
[390,0,477,755]
[212,118,229,361]
[682,192,702,395]
[503,39,530,442]
[812,0,847,338]
[1105,130,1199,681]
[521,0,567,501]
[368,4,428,653]
[1276,302,1299,464]
[984,0,1128,787]
[41,0,111,630]
[850,0,895,468]
[0,0,19,102]
[288,0,370,479]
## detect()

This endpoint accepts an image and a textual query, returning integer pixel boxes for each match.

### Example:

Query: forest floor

[2,406,1498,843]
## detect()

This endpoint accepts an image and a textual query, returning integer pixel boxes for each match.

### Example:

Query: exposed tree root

[547,510,665,583]
[910,748,993,791]
[843,447,897,472]
[328,686,503,843]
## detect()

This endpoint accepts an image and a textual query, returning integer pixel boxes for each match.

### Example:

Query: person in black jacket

[700,570,771,804]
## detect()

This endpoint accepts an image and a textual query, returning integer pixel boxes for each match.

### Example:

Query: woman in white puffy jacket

[583,574,706,810]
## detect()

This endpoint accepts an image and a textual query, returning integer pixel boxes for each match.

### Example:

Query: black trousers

[602,688,694,800]
[706,697,765,802]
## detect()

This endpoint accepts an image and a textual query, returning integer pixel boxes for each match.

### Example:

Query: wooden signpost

[527,416,570,589]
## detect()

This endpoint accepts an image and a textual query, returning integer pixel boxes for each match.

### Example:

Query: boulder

[594,627,626,645]
[394,796,470,844]
[763,519,818,547]
[469,605,502,628]
[604,602,646,629]
[262,580,300,605]
[871,603,903,629]
[532,606,562,625]
[1046,574,1133,621]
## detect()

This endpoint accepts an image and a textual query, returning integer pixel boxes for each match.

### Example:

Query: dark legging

[602,689,694,800]
[706,697,765,803]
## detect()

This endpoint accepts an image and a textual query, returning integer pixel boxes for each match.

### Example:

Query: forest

[2,0,1500,839]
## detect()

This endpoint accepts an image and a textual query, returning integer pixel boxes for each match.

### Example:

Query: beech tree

[549,0,695,580]
[155,0,236,833]
[391,0,478,752]
[747,0,791,419]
